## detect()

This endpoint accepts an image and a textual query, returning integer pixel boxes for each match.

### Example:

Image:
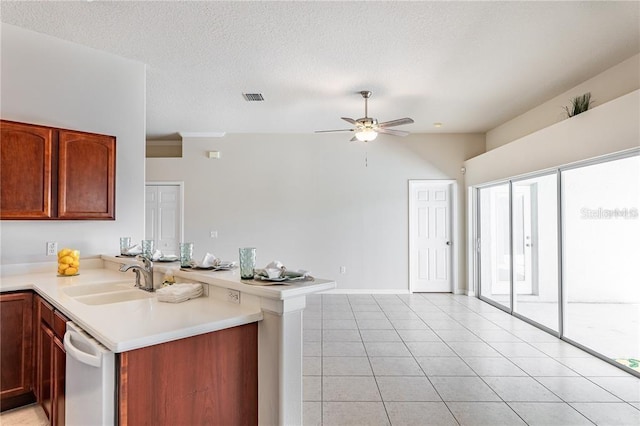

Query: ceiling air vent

[242,93,264,102]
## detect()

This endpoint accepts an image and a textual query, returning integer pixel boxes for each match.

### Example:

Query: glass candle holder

[119,237,131,255]
[180,242,194,267]
[142,239,155,259]
[239,247,256,279]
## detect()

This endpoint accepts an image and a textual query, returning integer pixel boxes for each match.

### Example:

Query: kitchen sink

[64,282,155,305]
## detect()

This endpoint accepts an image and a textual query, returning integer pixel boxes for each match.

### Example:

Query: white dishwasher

[64,321,116,426]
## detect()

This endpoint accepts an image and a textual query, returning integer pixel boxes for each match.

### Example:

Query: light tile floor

[304,293,640,426]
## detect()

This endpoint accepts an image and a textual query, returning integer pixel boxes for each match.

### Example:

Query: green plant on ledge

[564,92,592,118]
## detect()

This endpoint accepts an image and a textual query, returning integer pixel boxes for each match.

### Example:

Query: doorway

[145,183,184,256]
[409,180,456,293]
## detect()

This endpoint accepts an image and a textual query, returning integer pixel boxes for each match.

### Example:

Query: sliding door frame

[473,147,640,377]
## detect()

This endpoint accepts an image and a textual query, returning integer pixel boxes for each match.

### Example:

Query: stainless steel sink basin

[63,282,154,305]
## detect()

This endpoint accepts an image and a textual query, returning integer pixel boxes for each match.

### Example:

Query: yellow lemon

[58,248,71,258]
[71,260,80,268]
[64,267,78,276]
[60,255,74,265]
[71,250,80,260]
[58,263,69,271]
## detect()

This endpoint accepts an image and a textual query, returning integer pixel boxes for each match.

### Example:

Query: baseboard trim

[319,288,472,295]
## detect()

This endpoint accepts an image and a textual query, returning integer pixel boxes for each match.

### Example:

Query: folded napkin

[123,244,142,255]
[156,283,203,303]
[191,252,219,268]
[265,260,285,277]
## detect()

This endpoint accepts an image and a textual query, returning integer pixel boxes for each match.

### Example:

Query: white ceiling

[1,1,638,139]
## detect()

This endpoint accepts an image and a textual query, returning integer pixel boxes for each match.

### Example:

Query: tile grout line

[350,294,393,425]
[411,294,531,425]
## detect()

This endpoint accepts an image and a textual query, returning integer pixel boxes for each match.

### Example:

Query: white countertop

[101,255,337,301]
[0,268,264,353]
[1,257,336,353]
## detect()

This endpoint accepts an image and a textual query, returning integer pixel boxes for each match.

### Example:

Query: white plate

[255,275,287,282]
[155,257,179,262]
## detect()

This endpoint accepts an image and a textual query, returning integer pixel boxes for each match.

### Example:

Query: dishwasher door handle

[64,329,102,368]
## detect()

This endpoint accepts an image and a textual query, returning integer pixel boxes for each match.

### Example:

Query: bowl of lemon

[58,248,80,276]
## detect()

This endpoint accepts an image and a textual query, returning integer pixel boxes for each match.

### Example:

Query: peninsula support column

[258,296,306,426]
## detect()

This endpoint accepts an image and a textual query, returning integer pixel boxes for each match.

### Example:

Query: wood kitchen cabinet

[58,130,115,219]
[118,322,259,426]
[0,120,116,220]
[34,295,68,426]
[0,121,54,218]
[0,292,35,411]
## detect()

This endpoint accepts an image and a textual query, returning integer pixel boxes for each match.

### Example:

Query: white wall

[465,90,640,187]
[147,133,485,292]
[0,24,146,266]
[486,54,639,150]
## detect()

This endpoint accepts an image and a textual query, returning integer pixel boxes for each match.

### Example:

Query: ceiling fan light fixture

[355,129,378,142]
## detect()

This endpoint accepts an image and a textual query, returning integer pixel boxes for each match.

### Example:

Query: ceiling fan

[316,91,414,142]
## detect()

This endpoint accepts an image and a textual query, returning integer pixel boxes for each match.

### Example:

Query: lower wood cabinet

[53,335,66,426]
[34,295,67,426]
[0,292,35,411]
[118,322,258,426]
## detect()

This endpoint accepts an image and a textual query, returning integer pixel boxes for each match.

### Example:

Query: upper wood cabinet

[0,121,54,218]
[58,130,115,219]
[0,120,116,220]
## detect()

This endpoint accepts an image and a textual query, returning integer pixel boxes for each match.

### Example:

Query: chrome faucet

[119,255,155,292]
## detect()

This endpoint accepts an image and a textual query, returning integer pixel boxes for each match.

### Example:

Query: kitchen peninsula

[0,256,336,425]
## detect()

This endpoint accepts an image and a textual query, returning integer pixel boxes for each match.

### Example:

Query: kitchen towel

[156,283,203,303]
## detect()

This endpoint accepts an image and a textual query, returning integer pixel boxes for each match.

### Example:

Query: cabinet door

[119,323,258,426]
[0,121,54,219]
[52,336,65,426]
[0,292,34,407]
[58,130,115,219]
[38,323,54,420]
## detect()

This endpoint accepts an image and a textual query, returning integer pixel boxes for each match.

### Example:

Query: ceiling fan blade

[315,129,354,133]
[376,128,410,137]
[349,136,358,142]
[341,117,359,126]
[378,117,414,128]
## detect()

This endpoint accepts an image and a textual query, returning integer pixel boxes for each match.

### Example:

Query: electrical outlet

[46,241,58,256]
[226,289,240,304]
[340,266,347,274]
[210,230,218,238]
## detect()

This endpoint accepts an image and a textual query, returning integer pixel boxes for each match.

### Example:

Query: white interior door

[145,184,182,256]
[410,181,453,292]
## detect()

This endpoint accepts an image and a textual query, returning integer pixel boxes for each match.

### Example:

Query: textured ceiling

[1,1,639,138]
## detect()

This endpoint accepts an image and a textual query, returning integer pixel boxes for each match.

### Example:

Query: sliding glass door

[562,155,640,370]
[478,184,511,311]
[476,151,639,375]
[512,173,559,332]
